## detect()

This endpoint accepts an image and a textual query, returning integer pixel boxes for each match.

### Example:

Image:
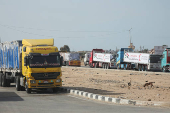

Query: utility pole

[128,28,132,44]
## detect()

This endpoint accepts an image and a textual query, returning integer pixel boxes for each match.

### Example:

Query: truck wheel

[117,65,119,69]
[102,64,104,69]
[105,64,107,69]
[94,63,97,68]
[117,64,121,69]
[16,76,21,91]
[6,80,10,87]
[144,66,146,71]
[141,65,144,71]
[138,65,141,71]
[124,64,126,70]
[66,62,69,66]
[6,73,10,87]
[84,62,87,66]
[162,67,166,72]
[107,64,109,69]
[107,64,110,69]
[104,64,106,69]
[25,81,31,94]
[0,73,2,86]
[2,74,6,87]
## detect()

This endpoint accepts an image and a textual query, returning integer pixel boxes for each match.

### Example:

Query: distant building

[149,45,168,55]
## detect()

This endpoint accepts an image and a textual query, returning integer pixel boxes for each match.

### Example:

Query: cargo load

[124,53,150,64]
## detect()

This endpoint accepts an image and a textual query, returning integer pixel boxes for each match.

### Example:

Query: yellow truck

[0,39,63,93]
[60,52,81,67]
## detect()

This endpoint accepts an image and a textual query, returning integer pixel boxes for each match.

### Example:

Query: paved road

[0,86,169,113]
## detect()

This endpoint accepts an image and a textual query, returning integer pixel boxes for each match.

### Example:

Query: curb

[59,87,166,107]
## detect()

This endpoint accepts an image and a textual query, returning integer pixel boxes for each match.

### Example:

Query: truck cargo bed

[0,40,22,72]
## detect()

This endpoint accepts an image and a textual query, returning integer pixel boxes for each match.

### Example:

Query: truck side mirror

[24,56,27,66]
[23,47,26,52]
[60,56,63,66]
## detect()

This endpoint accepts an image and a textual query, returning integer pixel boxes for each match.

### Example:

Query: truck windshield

[29,55,60,68]
[150,55,161,63]
[69,53,80,60]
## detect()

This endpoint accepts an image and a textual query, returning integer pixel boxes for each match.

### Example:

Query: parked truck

[116,48,161,71]
[161,48,170,72]
[89,49,116,69]
[0,39,63,93]
[84,52,91,66]
[116,48,133,69]
[60,52,81,66]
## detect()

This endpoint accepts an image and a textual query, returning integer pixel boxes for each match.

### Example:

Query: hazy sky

[0,0,170,51]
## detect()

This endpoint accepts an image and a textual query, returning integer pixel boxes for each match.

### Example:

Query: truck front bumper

[27,79,62,89]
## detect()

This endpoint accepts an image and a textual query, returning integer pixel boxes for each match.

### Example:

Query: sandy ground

[61,62,170,107]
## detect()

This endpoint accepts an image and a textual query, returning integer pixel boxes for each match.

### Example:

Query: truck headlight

[56,79,61,83]
[30,80,36,84]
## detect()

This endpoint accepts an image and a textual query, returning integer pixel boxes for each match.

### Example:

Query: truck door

[167,50,170,64]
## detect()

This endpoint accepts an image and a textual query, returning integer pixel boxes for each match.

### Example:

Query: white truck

[84,52,91,66]
[91,53,116,69]
[123,52,161,71]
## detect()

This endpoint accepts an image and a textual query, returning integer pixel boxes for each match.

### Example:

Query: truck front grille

[38,83,54,85]
[31,72,60,80]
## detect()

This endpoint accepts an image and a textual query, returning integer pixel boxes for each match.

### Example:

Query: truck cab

[21,39,63,93]
[161,48,170,72]
[84,52,91,66]
[116,48,133,69]
[89,49,104,68]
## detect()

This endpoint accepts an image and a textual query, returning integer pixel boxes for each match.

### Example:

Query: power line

[0,23,127,39]
[0,23,125,33]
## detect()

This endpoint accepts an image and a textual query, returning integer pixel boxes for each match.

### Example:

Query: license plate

[44,81,48,83]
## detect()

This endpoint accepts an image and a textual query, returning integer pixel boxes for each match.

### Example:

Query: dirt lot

[61,65,170,107]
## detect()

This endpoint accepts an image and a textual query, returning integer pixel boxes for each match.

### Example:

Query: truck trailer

[116,48,161,71]
[89,49,116,69]
[123,52,161,71]
[0,39,63,93]
[161,48,170,72]
[60,52,81,66]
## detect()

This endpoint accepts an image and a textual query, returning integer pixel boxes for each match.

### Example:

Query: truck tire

[16,76,21,91]
[84,62,87,66]
[124,64,126,70]
[104,64,106,69]
[145,66,148,71]
[94,63,97,68]
[0,73,2,86]
[102,64,104,69]
[141,65,144,71]
[2,74,6,87]
[162,67,166,72]
[25,81,31,94]
[6,73,10,87]
[66,61,69,66]
[117,64,120,69]
[138,65,141,71]
[106,64,109,69]
[105,64,107,69]
[6,80,10,87]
